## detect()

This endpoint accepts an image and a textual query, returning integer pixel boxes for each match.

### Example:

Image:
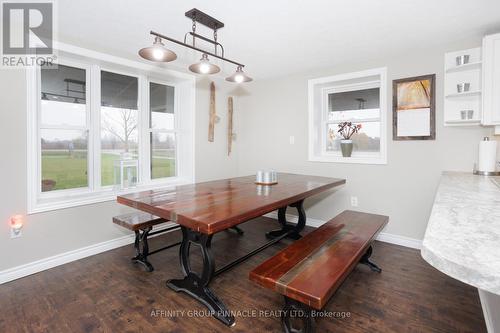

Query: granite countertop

[421,172,500,295]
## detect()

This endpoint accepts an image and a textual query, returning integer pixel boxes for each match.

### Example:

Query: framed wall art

[393,74,436,140]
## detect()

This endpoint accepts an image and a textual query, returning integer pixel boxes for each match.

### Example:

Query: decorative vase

[340,139,353,157]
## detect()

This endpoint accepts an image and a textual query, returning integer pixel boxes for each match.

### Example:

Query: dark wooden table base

[166,201,307,326]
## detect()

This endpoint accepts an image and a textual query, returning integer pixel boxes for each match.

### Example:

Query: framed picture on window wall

[393,74,436,140]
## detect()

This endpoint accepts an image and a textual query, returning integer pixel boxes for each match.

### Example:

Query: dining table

[117,173,345,326]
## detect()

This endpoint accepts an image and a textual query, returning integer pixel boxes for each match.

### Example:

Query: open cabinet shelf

[444,47,482,126]
[445,91,481,98]
[444,119,481,126]
[445,61,482,73]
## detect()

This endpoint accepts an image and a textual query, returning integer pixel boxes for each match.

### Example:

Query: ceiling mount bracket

[185,8,224,30]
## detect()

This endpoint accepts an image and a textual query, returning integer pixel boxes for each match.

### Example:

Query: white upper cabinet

[482,33,500,126]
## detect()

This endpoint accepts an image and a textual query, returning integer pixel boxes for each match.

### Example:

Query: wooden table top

[117,173,345,234]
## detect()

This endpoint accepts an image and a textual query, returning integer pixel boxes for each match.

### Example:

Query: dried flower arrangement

[337,122,362,140]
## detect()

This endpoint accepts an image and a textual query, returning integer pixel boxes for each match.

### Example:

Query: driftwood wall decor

[227,97,234,155]
[208,82,216,142]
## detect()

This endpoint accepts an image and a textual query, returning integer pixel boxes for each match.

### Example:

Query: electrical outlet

[10,228,22,239]
[289,136,295,145]
[350,196,359,207]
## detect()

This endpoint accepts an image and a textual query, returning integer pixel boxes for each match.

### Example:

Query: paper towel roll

[478,139,497,172]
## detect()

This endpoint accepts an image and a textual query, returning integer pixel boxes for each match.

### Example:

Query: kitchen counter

[421,171,500,295]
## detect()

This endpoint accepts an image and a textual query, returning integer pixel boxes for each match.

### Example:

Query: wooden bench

[250,210,388,333]
[113,212,182,272]
[113,212,246,272]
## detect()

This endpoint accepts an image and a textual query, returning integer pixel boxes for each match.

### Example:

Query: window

[308,68,387,164]
[149,82,176,179]
[100,71,139,186]
[40,63,89,192]
[325,87,381,153]
[27,46,195,213]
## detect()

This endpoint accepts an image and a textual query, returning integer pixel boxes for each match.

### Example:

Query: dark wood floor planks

[0,217,486,333]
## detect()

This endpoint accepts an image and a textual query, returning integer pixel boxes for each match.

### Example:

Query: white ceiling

[57,0,500,80]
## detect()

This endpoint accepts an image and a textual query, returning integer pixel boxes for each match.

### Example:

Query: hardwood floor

[0,217,486,333]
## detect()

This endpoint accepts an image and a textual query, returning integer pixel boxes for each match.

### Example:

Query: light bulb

[10,215,23,229]
[234,74,244,83]
[152,48,164,60]
[188,54,220,74]
[199,63,210,74]
[225,65,252,83]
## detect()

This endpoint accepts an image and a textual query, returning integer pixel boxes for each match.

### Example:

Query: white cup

[467,110,474,119]
[457,83,470,93]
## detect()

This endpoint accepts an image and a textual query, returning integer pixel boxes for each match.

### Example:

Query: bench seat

[250,210,388,332]
[112,212,167,231]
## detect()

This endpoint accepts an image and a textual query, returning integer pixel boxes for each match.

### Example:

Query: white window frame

[97,66,143,190]
[27,43,195,214]
[308,67,387,164]
[36,59,93,199]
[145,78,179,184]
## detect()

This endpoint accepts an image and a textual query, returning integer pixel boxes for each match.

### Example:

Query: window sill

[28,178,191,214]
[309,154,387,165]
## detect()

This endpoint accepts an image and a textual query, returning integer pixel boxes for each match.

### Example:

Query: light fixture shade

[189,54,220,74]
[225,66,252,83]
[138,36,177,62]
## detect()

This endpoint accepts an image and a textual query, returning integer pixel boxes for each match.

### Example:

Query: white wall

[0,68,240,272]
[237,37,495,241]
[195,76,242,181]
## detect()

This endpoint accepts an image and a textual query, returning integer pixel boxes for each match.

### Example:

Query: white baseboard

[263,212,422,250]
[0,222,178,285]
[375,232,422,250]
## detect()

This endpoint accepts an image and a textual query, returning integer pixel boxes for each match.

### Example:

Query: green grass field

[41,151,175,191]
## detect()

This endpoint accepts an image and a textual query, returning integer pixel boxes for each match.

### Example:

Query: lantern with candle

[113,153,139,190]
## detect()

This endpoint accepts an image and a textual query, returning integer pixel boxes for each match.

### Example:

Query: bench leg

[282,297,316,333]
[132,227,154,272]
[266,199,306,240]
[167,227,235,327]
[360,245,381,273]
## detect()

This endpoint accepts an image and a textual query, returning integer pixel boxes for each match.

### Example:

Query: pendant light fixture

[138,36,177,62]
[138,8,251,83]
[189,53,220,74]
[225,66,252,83]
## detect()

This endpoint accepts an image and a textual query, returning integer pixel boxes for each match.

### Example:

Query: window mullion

[39,124,89,130]
[325,118,381,124]
[90,65,101,192]
[139,76,151,183]
[35,66,42,198]
[84,64,93,192]
[174,84,180,178]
